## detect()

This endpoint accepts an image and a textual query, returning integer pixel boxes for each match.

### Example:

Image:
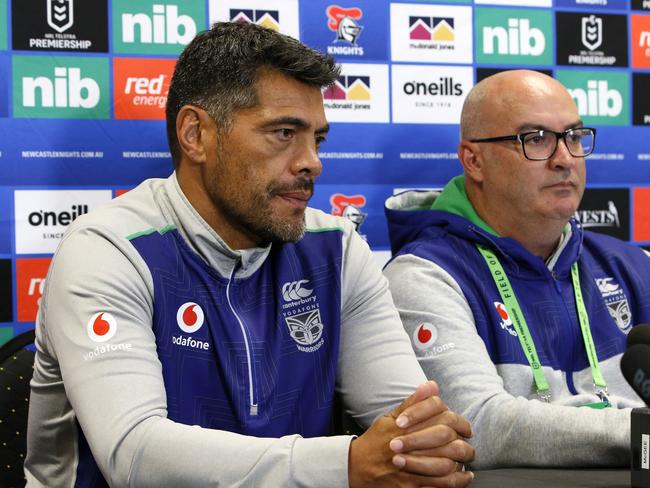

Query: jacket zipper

[226,262,259,416]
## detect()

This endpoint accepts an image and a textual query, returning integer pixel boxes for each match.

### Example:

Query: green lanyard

[476,243,610,406]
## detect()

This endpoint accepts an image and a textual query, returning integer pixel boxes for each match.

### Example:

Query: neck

[176,166,258,250]
[467,187,565,260]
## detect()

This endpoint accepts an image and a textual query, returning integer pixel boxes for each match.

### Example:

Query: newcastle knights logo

[48,0,74,33]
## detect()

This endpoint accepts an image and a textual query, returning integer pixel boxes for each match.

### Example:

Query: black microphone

[628,325,650,349]
[621,344,650,405]
[621,344,650,487]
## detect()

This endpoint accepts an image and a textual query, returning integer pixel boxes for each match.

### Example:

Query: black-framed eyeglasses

[469,127,597,161]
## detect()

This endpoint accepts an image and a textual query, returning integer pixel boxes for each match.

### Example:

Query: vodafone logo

[412,322,437,350]
[494,302,517,336]
[87,312,117,342]
[176,302,205,333]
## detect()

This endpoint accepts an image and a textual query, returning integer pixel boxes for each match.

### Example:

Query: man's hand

[348,381,475,488]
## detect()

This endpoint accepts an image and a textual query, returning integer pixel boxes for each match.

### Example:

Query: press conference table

[471,468,629,487]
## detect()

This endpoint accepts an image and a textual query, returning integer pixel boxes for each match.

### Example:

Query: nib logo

[122,5,195,44]
[87,312,117,342]
[176,302,205,333]
[24,68,98,108]
[569,81,622,117]
[558,70,628,125]
[13,56,109,119]
[476,8,552,65]
[113,0,204,54]
[483,18,544,55]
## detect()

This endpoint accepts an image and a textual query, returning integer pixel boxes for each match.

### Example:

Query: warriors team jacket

[25,174,426,487]
[383,177,650,469]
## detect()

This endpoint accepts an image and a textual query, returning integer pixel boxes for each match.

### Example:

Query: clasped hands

[349,381,475,487]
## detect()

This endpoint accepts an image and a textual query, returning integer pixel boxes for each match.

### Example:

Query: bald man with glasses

[383,70,650,469]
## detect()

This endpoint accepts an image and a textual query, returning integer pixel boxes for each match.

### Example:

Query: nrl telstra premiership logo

[48,0,74,33]
[582,15,602,51]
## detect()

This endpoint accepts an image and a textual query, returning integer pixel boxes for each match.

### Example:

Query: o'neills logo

[403,77,463,97]
[28,204,88,226]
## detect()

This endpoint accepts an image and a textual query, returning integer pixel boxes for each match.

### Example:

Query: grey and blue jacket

[384,176,649,468]
[25,173,426,487]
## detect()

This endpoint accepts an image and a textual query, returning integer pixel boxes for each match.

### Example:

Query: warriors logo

[285,310,324,347]
[596,277,632,331]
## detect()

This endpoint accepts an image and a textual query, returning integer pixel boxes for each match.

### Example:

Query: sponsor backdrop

[1,0,650,343]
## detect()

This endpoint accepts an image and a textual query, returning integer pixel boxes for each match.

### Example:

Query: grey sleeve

[383,253,630,469]
[28,227,352,488]
[337,229,427,428]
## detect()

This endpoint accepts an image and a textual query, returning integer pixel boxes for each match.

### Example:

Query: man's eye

[276,129,294,140]
[316,135,327,147]
[527,132,547,145]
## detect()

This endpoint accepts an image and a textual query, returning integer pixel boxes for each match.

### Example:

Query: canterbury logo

[282,280,313,301]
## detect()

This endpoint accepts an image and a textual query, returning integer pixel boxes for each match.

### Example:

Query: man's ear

[176,105,214,164]
[458,140,484,184]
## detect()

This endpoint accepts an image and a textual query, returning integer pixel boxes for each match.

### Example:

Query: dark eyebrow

[515,120,584,133]
[263,117,330,135]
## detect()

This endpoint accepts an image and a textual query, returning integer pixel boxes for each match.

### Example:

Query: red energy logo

[16,257,52,322]
[113,58,176,119]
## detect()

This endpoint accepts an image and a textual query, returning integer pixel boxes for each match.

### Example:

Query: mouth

[276,191,312,209]
[547,180,577,190]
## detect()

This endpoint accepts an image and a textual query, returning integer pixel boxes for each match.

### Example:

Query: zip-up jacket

[383,177,649,469]
[25,173,426,487]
